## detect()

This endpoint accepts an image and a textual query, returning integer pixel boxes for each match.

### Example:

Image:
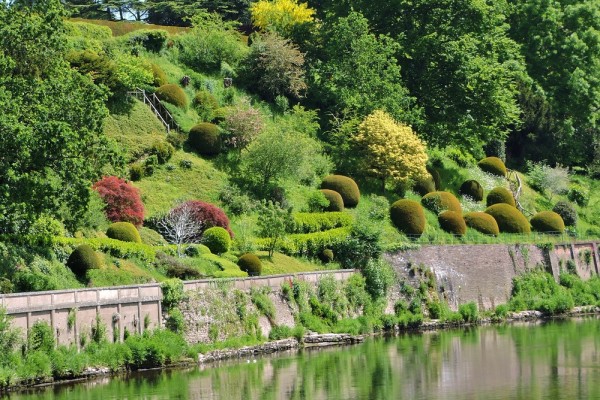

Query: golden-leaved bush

[251,0,315,36]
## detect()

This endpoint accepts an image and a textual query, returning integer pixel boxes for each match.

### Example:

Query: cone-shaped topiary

[478,156,507,177]
[67,244,102,279]
[552,201,577,227]
[422,191,462,214]
[155,84,187,108]
[202,226,231,254]
[188,123,220,156]
[438,210,467,235]
[485,204,530,233]
[106,222,142,243]
[459,180,484,201]
[320,189,344,212]
[464,212,500,236]
[390,199,426,236]
[427,165,441,190]
[151,64,168,87]
[321,175,360,207]
[413,175,436,196]
[531,211,565,233]
[486,187,515,207]
[238,253,262,276]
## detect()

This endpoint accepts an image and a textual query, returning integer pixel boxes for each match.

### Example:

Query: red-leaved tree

[174,200,233,239]
[92,176,145,227]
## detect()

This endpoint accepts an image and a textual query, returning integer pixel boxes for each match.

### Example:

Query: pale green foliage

[256,201,293,257]
[526,161,570,199]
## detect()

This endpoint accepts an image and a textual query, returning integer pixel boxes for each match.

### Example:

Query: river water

[7,317,600,399]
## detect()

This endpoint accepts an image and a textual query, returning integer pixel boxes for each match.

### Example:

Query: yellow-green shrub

[464,212,500,236]
[255,227,351,256]
[321,175,360,207]
[390,199,426,236]
[486,187,515,207]
[238,253,262,276]
[291,212,353,234]
[67,244,102,279]
[485,204,530,233]
[151,64,167,86]
[106,222,142,243]
[478,156,507,177]
[531,211,565,233]
[438,211,467,236]
[422,191,462,214]
[155,84,187,108]
[320,189,344,212]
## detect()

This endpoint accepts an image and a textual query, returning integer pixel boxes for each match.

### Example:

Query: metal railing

[127,88,180,134]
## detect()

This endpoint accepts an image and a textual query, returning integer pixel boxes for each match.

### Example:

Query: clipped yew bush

[107,222,142,243]
[421,191,462,214]
[486,187,515,207]
[464,212,500,236]
[188,123,220,156]
[202,226,231,254]
[238,253,262,276]
[438,211,467,236]
[151,64,168,87]
[459,180,484,201]
[478,156,507,177]
[67,244,101,279]
[413,175,436,196]
[531,211,565,233]
[319,249,334,263]
[321,175,360,207]
[427,165,441,190]
[155,84,187,108]
[193,90,219,121]
[552,201,577,227]
[485,204,531,234]
[320,189,344,212]
[390,199,426,236]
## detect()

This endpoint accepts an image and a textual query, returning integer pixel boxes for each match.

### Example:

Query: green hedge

[485,204,531,234]
[321,175,360,207]
[459,180,483,201]
[54,237,171,263]
[320,189,344,212]
[438,211,467,236]
[486,187,515,207]
[463,212,500,236]
[478,156,507,177]
[390,199,426,236]
[106,222,142,243]
[291,212,353,234]
[255,227,351,256]
[531,211,565,233]
[421,191,462,214]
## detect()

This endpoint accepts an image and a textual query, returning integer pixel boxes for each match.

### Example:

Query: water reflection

[6,317,600,400]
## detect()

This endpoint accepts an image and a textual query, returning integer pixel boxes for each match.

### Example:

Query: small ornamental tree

[174,200,232,240]
[157,202,205,257]
[354,110,428,189]
[92,176,145,227]
[251,0,315,37]
[221,99,265,151]
[257,200,293,257]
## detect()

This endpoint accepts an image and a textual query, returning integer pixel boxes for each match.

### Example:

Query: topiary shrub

[459,180,484,201]
[106,222,142,243]
[149,140,175,164]
[67,244,101,279]
[202,227,231,254]
[238,253,262,276]
[438,211,467,236]
[464,212,500,236]
[427,165,441,190]
[193,90,219,122]
[552,201,577,227]
[155,84,187,108]
[151,64,167,87]
[390,199,426,236]
[413,175,436,196]
[485,204,531,233]
[188,123,220,156]
[93,176,145,226]
[321,175,360,207]
[478,156,507,177]
[486,187,515,207]
[531,211,565,233]
[319,249,334,264]
[421,191,462,214]
[320,189,344,212]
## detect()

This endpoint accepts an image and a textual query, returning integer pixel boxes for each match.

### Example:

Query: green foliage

[531,211,565,233]
[485,204,531,234]
[459,180,484,201]
[361,258,394,300]
[320,249,334,264]
[256,201,293,257]
[257,227,351,257]
[390,199,426,236]
[526,161,569,199]
[149,141,175,164]
[56,237,160,263]
[161,279,185,312]
[202,227,231,254]
[193,90,219,122]
[438,211,467,236]
[306,190,330,212]
[67,244,102,279]
[320,189,344,212]
[421,191,462,214]
[552,201,577,227]
[151,64,168,87]
[509,271,574,315]
[478,157,507,177]
[28,321,55,353]
[427,165,441,190]
[567,185,589,207]
[320,175,360,207]
[28,215,66,240]
[126,29,168,53]
[155,84,188,108]
[166,308,185,334]
[250,287,275,319]
[125,329,186,369]
[291,212,353,234]
[413,175,436,196]
[237,253,262,276]
[463,212,500,236]
[106,222,142,243]
[188,123,221,156]
[486,187,515,207]
[458,302,478,323]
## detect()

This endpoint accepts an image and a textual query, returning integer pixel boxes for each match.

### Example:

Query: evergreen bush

[438,211,467,235]
[106,222,142,243]
[552,201,577,227]
[193,90,219,121]
[486,187,515,207]
[485,204,531,233]
[478,156,507,177]
[321,175,360,207]
[413,175,436,196]
[151,64,167,87]
[464,212,500,236]
[149,141,175,164]
[421,191,462,214]
[427,165,441,190]
[67,244,102,278]
[459,180,484,201]
[390,199,426,236]
[237,253,262,276]
[202,227,231,254]
[319,189,344,212]
[531,211,565,233]
[155,84,187,108]
[188,123,220,156]
[319,249,334,263]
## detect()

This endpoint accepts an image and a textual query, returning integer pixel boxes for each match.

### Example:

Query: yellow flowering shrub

[250,0,315,36]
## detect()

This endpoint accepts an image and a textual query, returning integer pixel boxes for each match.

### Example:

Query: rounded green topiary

[237,253,262,276]
[188,123,220,156]
[438,210,467,236]
[485,204,531,233]
[531,211,565,233]
[193,90,219,121]
[464,212,500,236]
[390,199,426,236]
[413,175,436,196]
[427,165,441,190]
[459,180,484,201]
[155,84,187,108]
[67,244,102,279]
[421,191,462,214]
[320,189,344,212]
[486,187,515,207]
[478,156,507,177]
[319,249,334,264]
[106,222,142,243]
[202,226,231,254]
[321,175,360,207]
[151,64,168,87]
[552,201,577,227]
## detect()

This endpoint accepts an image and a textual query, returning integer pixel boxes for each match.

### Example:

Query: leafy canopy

[251,0,315,37]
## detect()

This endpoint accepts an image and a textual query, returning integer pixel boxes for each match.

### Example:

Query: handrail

[127,88,180,134]
[507,169,533,216]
